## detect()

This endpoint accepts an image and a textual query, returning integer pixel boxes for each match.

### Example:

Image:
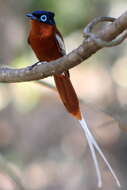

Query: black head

[26,10,55,25]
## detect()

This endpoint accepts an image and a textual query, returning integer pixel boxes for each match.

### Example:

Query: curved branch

[0,11,127,83]
[83,16,127,47]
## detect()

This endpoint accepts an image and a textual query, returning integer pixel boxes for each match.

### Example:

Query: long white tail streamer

[84,125,102,187]
[79,116,121,188]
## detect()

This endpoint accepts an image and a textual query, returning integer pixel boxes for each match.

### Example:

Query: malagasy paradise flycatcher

[26,10,120,188]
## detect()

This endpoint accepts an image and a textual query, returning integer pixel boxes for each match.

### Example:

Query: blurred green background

[0,0,127,189]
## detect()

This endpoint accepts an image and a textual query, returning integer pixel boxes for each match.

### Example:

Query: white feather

[78,114,121,188]
[55,33,66,55]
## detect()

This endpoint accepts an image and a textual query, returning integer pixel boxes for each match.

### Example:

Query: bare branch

[83,16,127,47]
[0,11,127,83]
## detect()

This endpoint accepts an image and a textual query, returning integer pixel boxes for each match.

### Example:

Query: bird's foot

[29,61,47,70]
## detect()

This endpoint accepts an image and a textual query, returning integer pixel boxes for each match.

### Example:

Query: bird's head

[26,10,55,25]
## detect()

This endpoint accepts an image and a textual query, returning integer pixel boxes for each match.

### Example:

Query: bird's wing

[55,33,66,56]
[27,36,31,45]
[55,33,70,77]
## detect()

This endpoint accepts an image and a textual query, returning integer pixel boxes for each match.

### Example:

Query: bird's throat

[31,20,54,38]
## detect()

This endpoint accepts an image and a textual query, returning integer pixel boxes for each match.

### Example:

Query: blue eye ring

[40,15,47,22]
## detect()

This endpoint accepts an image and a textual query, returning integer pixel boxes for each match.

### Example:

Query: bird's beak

[26,13,37,20]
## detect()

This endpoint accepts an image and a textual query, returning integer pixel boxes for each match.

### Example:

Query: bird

[26,10,120,188]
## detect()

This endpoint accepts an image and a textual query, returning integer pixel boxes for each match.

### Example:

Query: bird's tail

[54,74,120,187]
[54,74,81,119]
[79,115,121,188]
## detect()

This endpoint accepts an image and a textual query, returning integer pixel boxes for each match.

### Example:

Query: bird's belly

[30,37,61,61]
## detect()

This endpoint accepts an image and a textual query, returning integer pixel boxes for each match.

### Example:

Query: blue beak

[26,13,37,20]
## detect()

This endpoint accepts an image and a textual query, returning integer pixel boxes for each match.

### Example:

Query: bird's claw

[29,61,47,70]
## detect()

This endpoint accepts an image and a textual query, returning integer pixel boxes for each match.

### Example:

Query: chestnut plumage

[26,10,120,187]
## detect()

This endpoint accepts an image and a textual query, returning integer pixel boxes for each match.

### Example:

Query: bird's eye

[40,15,47,22]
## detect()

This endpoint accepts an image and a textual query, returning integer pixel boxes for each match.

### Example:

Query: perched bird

[26,10,120,187]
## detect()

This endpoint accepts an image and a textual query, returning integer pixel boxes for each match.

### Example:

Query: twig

[36,80,56,91]
[83,16,127,47]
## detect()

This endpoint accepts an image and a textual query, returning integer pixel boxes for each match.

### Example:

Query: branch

[83,16,127,47]
[0,11,127,83]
